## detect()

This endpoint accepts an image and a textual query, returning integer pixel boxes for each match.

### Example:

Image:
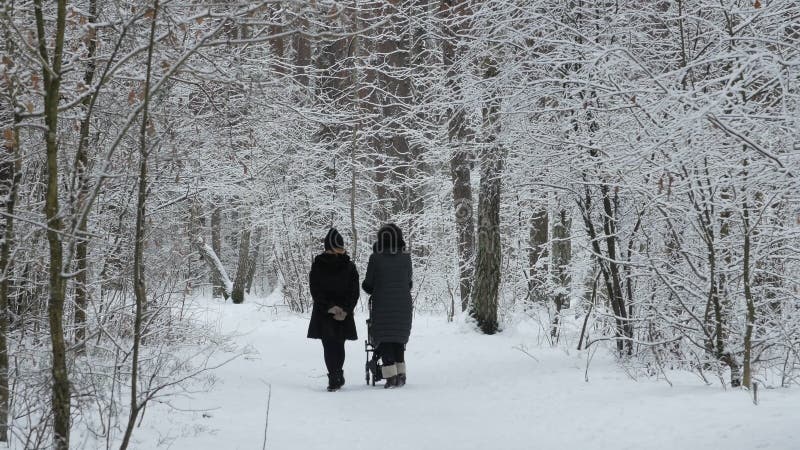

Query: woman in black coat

[307,228,360,392]
[362,223,413,389]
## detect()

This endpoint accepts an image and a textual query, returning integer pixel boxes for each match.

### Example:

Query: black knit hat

[324,228,345,251]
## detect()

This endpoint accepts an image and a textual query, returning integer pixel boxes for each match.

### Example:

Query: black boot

[336,371,345,389]
[384,375,398,389]
[327,373,340,392]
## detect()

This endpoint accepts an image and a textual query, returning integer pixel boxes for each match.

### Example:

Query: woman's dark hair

[376,223,405,253]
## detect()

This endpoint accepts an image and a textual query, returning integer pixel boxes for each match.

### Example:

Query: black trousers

[377,342,405,366]
[321,338,345,374]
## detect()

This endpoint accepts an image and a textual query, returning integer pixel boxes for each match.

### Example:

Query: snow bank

[117,297,800,450]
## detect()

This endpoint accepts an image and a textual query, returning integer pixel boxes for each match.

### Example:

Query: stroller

[364,317,383,386]
[364,299,407,386]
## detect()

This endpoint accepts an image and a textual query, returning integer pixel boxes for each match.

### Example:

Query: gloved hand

[327,306,346,321]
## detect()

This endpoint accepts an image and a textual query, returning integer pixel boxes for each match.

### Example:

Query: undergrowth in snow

[71,294,800,450]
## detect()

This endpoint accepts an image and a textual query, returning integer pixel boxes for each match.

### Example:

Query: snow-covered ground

[124,295,799,450]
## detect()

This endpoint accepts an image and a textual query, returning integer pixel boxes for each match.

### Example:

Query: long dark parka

[362,224,413,346]
[307,252,360,341]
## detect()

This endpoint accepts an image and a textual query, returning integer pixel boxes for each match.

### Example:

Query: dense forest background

[1,0,799,447]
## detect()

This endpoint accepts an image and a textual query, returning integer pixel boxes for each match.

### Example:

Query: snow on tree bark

[197,237,233,298]
[470,60,503,335]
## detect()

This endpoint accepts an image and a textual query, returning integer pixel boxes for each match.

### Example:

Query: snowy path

[132,298,799,450]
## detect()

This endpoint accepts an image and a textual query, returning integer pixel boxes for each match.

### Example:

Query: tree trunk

[550,209,571,342]
[708,251,736,387]
[245,227,261,294]
[718,186,733,343]
[451,149,474,312]
[600,183,632,354]
[350,152,359,259]
[210,206,224,298]
[0,58,20,443]
[375,1,421,220]
[293,16,311,88]
[72,0,98,344]
[696,178,740,387]
[268,4,285,75]
[578,182,627,354]
[741,163,755,388]
[470,60,503,335]
[188,201,204,286]
[231,228,251,304]
[348,5,361,261]
[470,153,502,335]
[196,237,232,298]
[120,2,159,446]
[442,0,475,312]
[528,206,548,303]
[741,200,755,388]
[34,0,70,446]
[717,185,739,386]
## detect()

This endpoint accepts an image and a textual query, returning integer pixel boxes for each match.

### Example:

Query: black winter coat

[307,253,360,341]
[362,247,413,345]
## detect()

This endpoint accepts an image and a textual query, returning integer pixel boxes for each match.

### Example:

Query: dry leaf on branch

[3,129,15,147]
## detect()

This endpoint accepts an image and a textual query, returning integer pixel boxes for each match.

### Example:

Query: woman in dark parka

[362,223,413,389]
[307,228,360,392]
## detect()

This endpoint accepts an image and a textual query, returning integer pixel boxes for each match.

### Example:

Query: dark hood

[375,223,406,253]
